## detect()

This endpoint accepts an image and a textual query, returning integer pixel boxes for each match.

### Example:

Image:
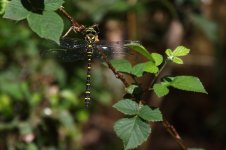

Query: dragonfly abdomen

[84,46,93,108]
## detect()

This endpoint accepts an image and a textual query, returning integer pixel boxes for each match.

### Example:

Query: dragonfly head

[85,27,98,43]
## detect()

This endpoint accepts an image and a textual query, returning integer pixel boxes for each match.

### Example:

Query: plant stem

[149,59,169,89]
[162,120,188,150]
[97,48,130,87]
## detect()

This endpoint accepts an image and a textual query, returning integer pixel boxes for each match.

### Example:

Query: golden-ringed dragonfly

[42,7,140,107]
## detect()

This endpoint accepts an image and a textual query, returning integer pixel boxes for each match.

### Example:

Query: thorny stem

[97,48,129,87]
[58,7,187,150]
[162,120,188,150]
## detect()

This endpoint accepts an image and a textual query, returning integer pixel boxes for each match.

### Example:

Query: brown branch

[97,48,130,87]
[162,120,188,150]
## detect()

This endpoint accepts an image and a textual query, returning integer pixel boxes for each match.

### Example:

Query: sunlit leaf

[172,46,190,57]
[151,53,163,66]
[173,57,183,64]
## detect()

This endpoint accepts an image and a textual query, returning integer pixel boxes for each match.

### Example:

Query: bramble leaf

[0,0,7,14]
[151,53,163,66]
[111,60,132,74]
[170,76,207,94]
[45,0,64,11]
[138,106,163,122]
[27,11,64,44]
[143,61,159,74]
[114,117,151,150]
[113,99,139,115]
[153,83,169,97]
[165,49,173,57]
[131,63,145,77]
[3,0,29,21]
[172,46,190,57]
[125,43,153,60]
[126,85,139,94]
[172,57,183,64]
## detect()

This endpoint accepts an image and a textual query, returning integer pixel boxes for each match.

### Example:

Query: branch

[97,48,130,87]
[162,120,188,150]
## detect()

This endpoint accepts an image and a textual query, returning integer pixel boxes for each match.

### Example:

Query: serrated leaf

[165,49,173,57]
[0,0,7,14]
[153,83,169,97]
[126,85,139,94]
[27,11,64,43]
[170,76,207,94]
[113,99,139,115]
[45,0,64,11]
[151,53,163,66]
[138,106,163,121]
[143,61,159,74]
[110,59,132,74]
[173,57,183,64]
[131,63,145,77]
[172,46,190,57]
[125,43,153,60]
[3,0,29,21]
[114,117,151,150]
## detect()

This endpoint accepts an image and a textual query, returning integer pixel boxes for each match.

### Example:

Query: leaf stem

[149,59,169,89]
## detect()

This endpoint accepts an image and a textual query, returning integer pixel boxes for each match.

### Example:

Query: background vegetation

[0,0,226,149]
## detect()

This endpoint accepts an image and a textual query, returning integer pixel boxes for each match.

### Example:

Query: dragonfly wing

[95,40,141,58]
[60,38,87,50]
[41,49,86,62]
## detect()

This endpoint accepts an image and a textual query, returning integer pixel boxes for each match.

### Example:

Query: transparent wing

[60,38,87,50]
[95,40,141,58]
[41,48,87,62]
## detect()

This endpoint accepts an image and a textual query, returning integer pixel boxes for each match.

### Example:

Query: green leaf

[3,0,29,21]
[113,99,139,115]
[170,76,207,94]
[125,43,153,60]
[165,49,173,57]
[172,46,190,57]
[114,117,151,150]
[0,0,7,14]
[172,57,183,64]
[138,106,163,121]
[45,0,64,11]
[110,59,132,74]
[151,53,163,66]
[0,83,23,100]
[131,63,145,77]
[126,85,139,94]
[27,11,64,43]
[153,83,169,97]
[143,61,159,74]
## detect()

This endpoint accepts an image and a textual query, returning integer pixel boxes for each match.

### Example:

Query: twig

[162,120,188,150]
[97,48,130,87]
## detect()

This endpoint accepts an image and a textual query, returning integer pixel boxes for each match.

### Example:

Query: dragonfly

[42,7,140,107]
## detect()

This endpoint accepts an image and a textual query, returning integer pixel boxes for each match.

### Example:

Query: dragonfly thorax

[85,27,98,44]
